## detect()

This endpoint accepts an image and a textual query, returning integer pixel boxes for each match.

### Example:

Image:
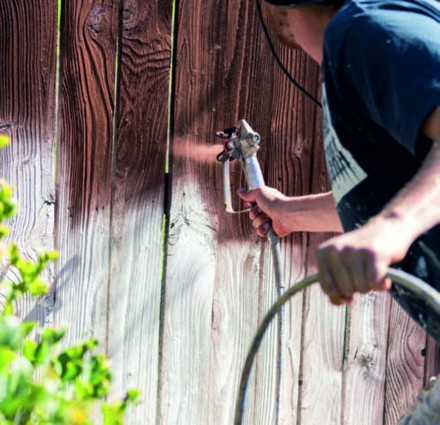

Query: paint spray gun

[215,119,283,281]
[216,119,285,423]
[216,119,266,213]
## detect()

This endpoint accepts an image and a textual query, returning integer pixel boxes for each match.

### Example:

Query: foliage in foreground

[0,136,139,424]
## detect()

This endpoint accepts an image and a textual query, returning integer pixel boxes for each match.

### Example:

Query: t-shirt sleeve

[333,8,440,155]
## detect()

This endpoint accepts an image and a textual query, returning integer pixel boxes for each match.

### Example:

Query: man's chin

[275,34,301,49]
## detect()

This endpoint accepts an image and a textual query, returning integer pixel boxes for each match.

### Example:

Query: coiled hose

[234,267,440,425]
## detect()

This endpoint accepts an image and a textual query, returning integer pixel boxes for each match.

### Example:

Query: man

[238,0,440,343]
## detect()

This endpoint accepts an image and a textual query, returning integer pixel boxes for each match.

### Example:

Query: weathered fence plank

[425,336,440,383]
[384,302,425,424]
[55,0,119,352]
[271,48,328,424]
[107,1,172,423]
[0,0,57,323]
[158,1,224,421]
[342,293,391,424]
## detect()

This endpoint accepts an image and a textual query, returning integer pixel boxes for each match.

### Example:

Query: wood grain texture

[384,300,426,425]
[299,235,345,425]
[55,0,118,353]
[107,1,172,423]
[159,0,283,423]
[0,0,57,324]
[288,48,346,424]
[272,48,326,425]
[159,0,340,423]
[424,335,440,383]
[342,292,391,424]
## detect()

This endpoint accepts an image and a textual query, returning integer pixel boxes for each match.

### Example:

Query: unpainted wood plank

[208,241,262,425]
[384,300,425,424]
[107,1,172,423]
[342,292,391,425]
[0,0,57,324]
[55,0,118,352]
[159,176,220,425]
[298,236,345,425]
[276,236,308,425]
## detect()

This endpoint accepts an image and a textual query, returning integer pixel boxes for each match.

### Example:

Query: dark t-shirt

[322,0,440,340]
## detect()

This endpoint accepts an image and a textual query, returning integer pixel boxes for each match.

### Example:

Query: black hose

[234,268,440,425]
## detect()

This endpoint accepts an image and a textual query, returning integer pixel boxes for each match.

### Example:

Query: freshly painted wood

[0,0,57,324]
[107,1,172,423]
[384,300,425,424]
[54,0,118,353]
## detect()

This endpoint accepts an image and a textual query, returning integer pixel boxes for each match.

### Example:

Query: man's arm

[237,187,343,237]
[239,107,440,305]
[318,106,440,304]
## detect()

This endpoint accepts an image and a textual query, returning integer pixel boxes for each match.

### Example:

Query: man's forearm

[280,191,344,233]
[238,187,343,236]
[370,137,440,249]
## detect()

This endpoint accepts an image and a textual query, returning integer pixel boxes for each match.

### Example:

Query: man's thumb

[237,187,257,203]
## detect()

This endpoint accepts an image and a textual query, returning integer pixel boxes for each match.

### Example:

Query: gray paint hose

[234,268,440,425]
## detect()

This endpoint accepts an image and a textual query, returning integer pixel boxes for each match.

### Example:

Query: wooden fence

[1,1,438,424]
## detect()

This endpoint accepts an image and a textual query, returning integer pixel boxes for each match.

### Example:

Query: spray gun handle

[217,119,268,213]
[242,156,266,190]
[245,156,280,247]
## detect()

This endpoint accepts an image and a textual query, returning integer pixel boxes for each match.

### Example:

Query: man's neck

[266,5,339,64]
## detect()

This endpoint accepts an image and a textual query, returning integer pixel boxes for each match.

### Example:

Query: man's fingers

[341,250,370,294]
[365,260,391,291]
[251,208,270,228]
[317,247,352,301]
[318,245,385,304]
[257,223,270,237]
[248,205,271,236]
[238,187,258,203]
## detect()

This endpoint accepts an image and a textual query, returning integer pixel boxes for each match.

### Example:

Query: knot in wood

[86,5,111,34]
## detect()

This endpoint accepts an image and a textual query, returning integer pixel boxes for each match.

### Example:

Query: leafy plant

[0,136,139,424]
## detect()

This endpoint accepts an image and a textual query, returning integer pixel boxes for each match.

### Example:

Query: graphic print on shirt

[322,84,367,204]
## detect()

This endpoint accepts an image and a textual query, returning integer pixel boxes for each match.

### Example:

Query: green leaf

[22,340,38,364]
[8,244,19,265]
[0,316,23,351]
[126,389,140,403]
[0,347,16,372]
[0,225,10,238]
[0,135,9,148]
[20,322,36,337]
[102,402,125,425]
[41,328,66,345]
[28,278,49,296]
[34,341,50,365]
